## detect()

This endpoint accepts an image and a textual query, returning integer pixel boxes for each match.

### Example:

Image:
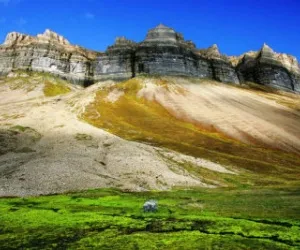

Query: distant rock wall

[236,44,300,92]
[135,44,207,77]
[133,25,239,84]
[0,25,299,92]
[0,30,96,86]
[94,38,136,81]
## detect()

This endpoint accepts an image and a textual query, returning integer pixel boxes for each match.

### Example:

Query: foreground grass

[0,188,299,249]
[82,77,300,188]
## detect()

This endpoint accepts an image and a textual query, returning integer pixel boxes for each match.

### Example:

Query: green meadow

[0,188,299,249]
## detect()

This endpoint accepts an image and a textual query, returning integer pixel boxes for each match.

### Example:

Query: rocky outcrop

[236,44,300,92]
[4,29,70,46]
[94,37,137,81]
[135,25,210,78]
[198,44,240,84]
[37,29,70,45]
[0,25,299,92]
[4,32,32,46]
[0,30,97,86]
[134,25,239,84]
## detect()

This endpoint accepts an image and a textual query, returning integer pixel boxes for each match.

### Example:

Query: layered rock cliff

[236,44,300,92]
[0,29,98,86]
[0,25,299,92]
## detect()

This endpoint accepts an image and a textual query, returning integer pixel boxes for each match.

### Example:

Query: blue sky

[0,0,299,59]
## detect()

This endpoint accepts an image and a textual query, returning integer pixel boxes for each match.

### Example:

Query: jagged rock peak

[114,36,136,45]
[2,29,70,47]
[155,23,174,30]
[107,36,137,51]
[206,44,221,57]
[37,29,70,45]
[228,50,259,66]
[259,43,299,73]
[145,24,177,42]
[209,44,220,52]
[4,32,32,45]
[261,43,274,53]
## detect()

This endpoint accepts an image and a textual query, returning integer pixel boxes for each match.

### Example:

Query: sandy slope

[1,74,300,197]
[0,77,233,196]
[137,78,300,154]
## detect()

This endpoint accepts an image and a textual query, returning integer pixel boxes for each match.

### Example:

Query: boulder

[143,200,158,212]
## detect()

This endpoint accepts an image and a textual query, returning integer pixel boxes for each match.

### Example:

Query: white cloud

[85,12,95,19]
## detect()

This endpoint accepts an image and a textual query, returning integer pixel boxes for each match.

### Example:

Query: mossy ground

[1,70,71,96]
[43,80,71,97]
[0,188,299,249]
[82,77,300,188]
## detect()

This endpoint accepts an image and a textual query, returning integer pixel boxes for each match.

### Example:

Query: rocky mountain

[0,24,299,92]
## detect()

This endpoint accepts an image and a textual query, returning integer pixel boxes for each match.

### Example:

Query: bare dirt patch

[0,77,212,196]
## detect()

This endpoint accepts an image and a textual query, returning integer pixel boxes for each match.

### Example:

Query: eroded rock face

[37,29,70,45]
[135,25,239,84]
[0,25,299,91]
[145,24,178,42]
[0,30,97,86]
[236,44,300,92]
[94,37,137,81]
[4,32,32,46]
[4,29,70,46]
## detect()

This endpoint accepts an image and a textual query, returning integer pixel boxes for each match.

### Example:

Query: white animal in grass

[143,200,158,212]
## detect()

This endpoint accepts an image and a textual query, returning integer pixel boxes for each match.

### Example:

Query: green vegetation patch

[10,125,42,141]
[10,125,32,133]
[1,70,72,96]
[0,188,299,249]
[43,80,71,97]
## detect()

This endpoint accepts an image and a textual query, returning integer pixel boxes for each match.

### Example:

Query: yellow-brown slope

[83,77,300,187]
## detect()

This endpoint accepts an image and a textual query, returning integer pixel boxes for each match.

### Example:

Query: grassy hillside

[0,70,72,97]
[0,188,299,249]
[83,77,300,188]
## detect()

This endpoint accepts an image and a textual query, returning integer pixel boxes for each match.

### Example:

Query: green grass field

[0,188,299,249]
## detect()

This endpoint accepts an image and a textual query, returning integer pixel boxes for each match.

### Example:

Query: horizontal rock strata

[236,44,300,92]
[0,25,299,92]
